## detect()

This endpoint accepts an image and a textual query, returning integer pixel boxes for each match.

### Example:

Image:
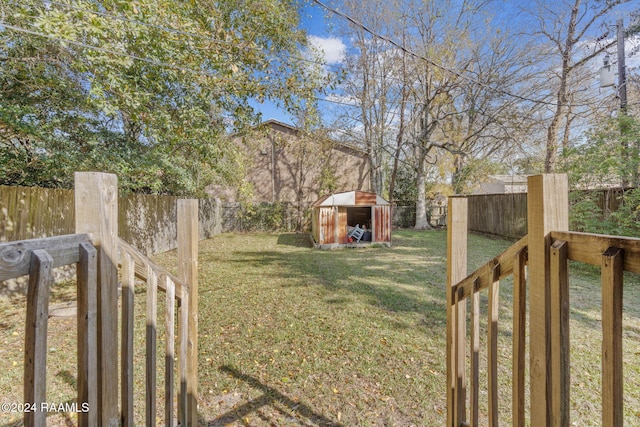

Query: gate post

[178,199,199,425]
[527,174,568,427]
[75,172,119,426]
[447,196,468,427]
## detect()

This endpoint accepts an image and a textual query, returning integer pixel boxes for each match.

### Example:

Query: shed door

[373,205,391,242]
[318,207,336,244]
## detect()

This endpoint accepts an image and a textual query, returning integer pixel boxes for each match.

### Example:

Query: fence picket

[488,270,500,427]
[165,276,176,427]
[601,247,624,427]
[550,240,569,427]
[23,249,53,427]
[179,291,189,426]
[512,248,527,427]
[146,266,158,427]
[77,242,98,427]
[121,251,136,426]
[470,280,480,427]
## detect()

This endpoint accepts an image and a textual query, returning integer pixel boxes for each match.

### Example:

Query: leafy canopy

[0,0,324,195]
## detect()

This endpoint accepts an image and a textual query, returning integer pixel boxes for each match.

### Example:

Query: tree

[522,0,633,173]
[0,0,324,195]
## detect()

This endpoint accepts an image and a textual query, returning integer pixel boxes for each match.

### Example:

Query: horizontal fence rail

[0,234,98,426]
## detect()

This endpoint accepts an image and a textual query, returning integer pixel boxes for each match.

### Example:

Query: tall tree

[0,0,324,195]
[524,0,632,173]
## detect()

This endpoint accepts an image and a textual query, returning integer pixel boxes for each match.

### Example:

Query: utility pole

[616,18,632,187]
[617,18,627,113]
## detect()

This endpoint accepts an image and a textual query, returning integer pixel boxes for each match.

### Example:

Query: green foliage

[570,189,640,237]
[239,202,295,232]
[0,0,325,195]
[453,158,508,194]
[608,188,640,237]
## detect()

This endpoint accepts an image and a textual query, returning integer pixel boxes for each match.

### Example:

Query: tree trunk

[414,146,432,230]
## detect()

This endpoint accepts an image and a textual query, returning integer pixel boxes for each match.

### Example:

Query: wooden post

[77,242,98,427]
[24,249,53,427]
[527,174,568,427]
[75,172,119,427]
[447,196,468,427]
[602,247,624,427]
[178,199,199,426]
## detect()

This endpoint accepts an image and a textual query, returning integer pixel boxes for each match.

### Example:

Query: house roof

[262,120,368,158]
[313,190,389,207]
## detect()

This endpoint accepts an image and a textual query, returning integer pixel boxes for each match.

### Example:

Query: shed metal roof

[312,191,389,207]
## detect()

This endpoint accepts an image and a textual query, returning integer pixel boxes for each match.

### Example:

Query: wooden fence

[0,172,199,426]
[446,174,640,427]
[466,187,630,240]
[0,184,221,255]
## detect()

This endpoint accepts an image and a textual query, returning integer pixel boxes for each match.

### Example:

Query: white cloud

[307,35,346,65]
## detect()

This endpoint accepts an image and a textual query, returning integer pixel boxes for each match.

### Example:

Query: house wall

[237,122,371,206]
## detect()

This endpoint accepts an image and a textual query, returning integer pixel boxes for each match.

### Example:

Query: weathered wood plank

[23,250,53,427]
[550,240,570,427]
[602,247,623,427]
[75,171,119,426]
[77,242,98,427]
[121,252,136,427]
[118,238,186,300]
[178,199,199,426]
[488,272,500,427]
[447,196,468,427]
[512,248,527,427]
[146,266,158,427]
[0,234,90,281]
[551,231,640,274]
[470,280,480,427]
[178,291,189,427]
[165,276,176,427]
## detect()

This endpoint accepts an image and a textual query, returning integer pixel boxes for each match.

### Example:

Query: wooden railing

[446,174,640,427]
[0,234,98,426]
[0,172,199,426]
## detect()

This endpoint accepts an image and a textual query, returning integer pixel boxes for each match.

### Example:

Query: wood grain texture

[121,252,136,427]
[0,234,90,281]
[601,247,624,427]
[23,250,53,427]
[550,231,640,274]
[75,172,119,427]
[512,248,527,427]
[146,266,158,427]
[178,199,199,426]
[77,242,98,427]
[527,174,568,427]
[550,240,569,427]
[447,196,468,427]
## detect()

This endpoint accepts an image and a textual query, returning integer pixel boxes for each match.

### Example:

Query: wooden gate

[446,174,640,427]
[0,172,199,426]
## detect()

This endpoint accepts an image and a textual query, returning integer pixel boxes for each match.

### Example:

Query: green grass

[0,229,639,426]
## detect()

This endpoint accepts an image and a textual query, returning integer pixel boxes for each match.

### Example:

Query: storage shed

[311,190,392,248]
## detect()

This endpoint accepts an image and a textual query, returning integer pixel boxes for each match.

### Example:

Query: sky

[253,0,640,126]
[251,1,345,125]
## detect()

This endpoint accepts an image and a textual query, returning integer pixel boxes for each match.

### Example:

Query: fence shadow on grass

[208,365,342,427]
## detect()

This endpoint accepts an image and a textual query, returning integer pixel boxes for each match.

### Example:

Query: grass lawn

[0,229,639,426]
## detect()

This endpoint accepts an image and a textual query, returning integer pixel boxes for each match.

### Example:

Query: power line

[310,0,564,107]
